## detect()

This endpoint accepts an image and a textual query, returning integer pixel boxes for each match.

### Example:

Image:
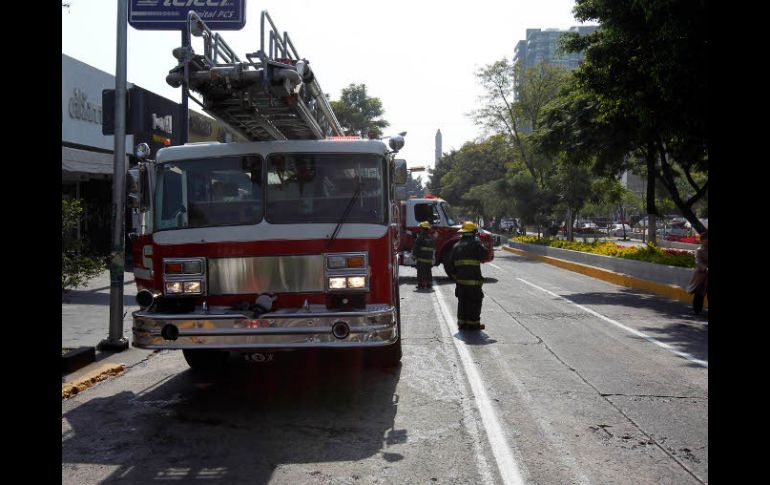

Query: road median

[502,244,706,307]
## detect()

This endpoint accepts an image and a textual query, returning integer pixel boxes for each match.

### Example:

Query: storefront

[62,54,135,256]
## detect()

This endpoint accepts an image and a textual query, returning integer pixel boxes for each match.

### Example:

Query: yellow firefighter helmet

[458,221,478,233]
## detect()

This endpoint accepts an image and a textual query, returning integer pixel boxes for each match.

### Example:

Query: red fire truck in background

[397,196,495,277]
[127,11,407,371]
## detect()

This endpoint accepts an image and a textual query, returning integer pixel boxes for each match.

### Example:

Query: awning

[62,146,128,175]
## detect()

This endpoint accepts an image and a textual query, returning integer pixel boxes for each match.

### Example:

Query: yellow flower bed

[511,237,694,268]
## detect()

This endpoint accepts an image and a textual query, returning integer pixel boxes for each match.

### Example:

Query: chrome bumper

[132,304,398,350]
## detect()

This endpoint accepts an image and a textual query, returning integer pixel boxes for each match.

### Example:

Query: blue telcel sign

[128,0,246,31]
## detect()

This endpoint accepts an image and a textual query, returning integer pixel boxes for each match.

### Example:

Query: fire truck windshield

[155,155,263,231]
[265,153,386,224]
[154,152,386,231]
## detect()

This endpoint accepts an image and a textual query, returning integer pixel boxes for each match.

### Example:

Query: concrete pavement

[61,269,154,394]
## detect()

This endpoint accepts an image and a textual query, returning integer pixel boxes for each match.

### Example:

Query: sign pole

[100,0,129,352]
[180,23,189,145]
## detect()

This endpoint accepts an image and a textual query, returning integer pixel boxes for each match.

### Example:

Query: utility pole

[100,0,129,351]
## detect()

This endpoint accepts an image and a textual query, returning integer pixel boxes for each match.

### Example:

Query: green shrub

[511,236,695,268]
[62,199,105,291]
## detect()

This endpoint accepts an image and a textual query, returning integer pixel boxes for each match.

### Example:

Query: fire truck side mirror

[127,165,149,211]
[394,159,407,185]
[127,168,141,209]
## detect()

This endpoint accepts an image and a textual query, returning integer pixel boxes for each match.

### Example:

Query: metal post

[180,23,189,145]
[101,0,129,351]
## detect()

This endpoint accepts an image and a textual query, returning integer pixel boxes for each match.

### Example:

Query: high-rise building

[513,26,598,75]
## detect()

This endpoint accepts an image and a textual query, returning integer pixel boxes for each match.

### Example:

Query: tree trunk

[654,138,708,235]
[645,143,658,245]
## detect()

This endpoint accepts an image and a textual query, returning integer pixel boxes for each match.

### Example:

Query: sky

[62,0,588,173]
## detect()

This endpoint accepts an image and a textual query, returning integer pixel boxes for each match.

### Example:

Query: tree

[329,84,389,138]
[405,173,425,198]
[558,0,708,234]
[548,159,593,241]
[472,59,571,188]
[62,199,105,291]
[428,135,512,220]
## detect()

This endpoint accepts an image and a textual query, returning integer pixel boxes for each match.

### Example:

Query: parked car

[657,222,688,237]
[609,223,633,237]
[500,218,516,232]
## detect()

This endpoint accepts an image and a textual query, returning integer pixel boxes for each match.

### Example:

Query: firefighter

[449,221,488,330]
[414,221,435,290]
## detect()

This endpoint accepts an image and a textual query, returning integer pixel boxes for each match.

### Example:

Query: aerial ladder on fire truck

[166,10,344,142]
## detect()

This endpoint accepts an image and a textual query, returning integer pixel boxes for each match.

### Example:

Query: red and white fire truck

[397,196,495,277]
[127,11,407,370]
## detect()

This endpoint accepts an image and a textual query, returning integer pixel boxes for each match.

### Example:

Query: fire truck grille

[208,255,325,295]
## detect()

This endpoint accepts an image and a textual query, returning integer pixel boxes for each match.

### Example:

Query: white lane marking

[478,303,593,485]
[489,263,503,270]
[433,278,527,485]
[517,277,708,368]
[430,297,496,485]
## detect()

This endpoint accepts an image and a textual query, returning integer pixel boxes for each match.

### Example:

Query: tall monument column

[435,129,442,166]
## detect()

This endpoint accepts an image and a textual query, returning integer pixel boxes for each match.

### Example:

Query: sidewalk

[62,270,154,391]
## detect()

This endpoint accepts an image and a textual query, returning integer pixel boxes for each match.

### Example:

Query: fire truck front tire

[182,349,230,372]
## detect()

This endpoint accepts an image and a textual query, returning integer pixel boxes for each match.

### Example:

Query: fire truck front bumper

[132,304,398,350]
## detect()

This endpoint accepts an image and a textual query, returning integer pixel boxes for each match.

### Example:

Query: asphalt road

[62,248,708,484]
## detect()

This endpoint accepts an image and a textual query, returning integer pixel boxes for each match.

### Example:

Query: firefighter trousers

[457,296,483,328]
[416,263,433,288]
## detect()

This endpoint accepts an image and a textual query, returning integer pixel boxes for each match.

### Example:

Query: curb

[502,245,707,308]
[62,362,126,400]
[61,346,96,374]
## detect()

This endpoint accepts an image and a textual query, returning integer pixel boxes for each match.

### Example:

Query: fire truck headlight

[329,277,347,289]
[347,276,366,288]
[183,281,202,294]
[166,282,183,294]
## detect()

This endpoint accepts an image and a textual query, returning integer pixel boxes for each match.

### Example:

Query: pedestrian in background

[447,221,489,330]
[687,230,708,314]
[414,221,435,290]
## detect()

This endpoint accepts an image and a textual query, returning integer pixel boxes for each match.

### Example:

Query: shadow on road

[61,289,136,307]
[62,351,404,483]
[563,289,708,365]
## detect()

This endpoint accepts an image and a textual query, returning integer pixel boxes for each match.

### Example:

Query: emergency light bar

[327,136,363,141]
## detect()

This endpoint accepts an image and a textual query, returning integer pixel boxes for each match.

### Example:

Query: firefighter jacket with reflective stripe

[414,233,435,265]
[450,235,488,298]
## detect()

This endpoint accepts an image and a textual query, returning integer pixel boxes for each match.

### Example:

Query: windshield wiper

[327,182,361,248]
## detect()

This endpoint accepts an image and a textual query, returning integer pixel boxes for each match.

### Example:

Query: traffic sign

[128,0,246,31]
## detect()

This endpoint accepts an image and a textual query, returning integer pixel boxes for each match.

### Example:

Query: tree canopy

[550,0,708,233]
[329,83,390,138]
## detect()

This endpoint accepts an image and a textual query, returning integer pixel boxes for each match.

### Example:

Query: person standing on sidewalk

[414,221,435,290]
[687,230,708,314]
[448,221,489,330]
